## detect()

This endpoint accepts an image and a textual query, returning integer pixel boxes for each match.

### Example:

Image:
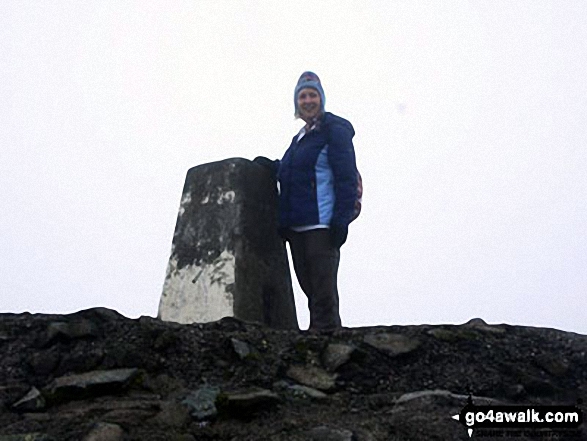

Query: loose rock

[12,387,45,412]
[395,389,502,406]
[464,318,506,334]
[182,386,220,421]
[287,385,328,400]
[44,368,140,403]
[322,343,355,372]
[230,338,251,359]
[364,333,420,356]
[286,365,337,391]
[42,320,99,347]
[222,388,281,414]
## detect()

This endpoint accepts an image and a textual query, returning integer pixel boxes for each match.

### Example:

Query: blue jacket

[277,112,358,229]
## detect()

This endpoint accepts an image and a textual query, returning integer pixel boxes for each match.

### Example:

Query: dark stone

[43,322,69,345]
[158,158,298,329]
[40,320,99,348]
[43,368,141,404]
[58,319,99,339]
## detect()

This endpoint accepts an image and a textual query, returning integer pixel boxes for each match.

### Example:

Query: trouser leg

[288,229,341,330]
[287,230,313,302]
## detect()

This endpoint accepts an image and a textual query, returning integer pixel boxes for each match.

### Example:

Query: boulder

[158,158,298,329]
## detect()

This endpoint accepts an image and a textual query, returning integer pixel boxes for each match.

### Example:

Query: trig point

[158,158,298,329]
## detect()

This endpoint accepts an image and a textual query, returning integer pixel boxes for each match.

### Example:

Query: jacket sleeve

[327,123,358,227]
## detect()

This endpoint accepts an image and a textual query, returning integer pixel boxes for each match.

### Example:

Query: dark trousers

[286,229,342,330]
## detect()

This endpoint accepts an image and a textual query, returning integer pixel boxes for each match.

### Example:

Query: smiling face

[296,87,322,122]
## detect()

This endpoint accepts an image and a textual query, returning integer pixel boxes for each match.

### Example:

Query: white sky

[1,1,586,334]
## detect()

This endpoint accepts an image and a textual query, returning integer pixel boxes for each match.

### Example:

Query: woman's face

[297,87,321,122]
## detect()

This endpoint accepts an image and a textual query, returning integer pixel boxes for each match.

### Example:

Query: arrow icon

[451,414,473,437]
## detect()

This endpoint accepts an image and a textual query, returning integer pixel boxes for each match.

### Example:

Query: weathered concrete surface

[158,158,298,329]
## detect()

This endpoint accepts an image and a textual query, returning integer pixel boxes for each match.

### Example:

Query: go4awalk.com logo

[452,396,583,438]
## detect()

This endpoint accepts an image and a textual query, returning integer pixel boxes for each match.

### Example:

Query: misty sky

[1,1,586,333]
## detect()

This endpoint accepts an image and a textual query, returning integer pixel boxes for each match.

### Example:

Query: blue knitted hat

[294,71,325,115]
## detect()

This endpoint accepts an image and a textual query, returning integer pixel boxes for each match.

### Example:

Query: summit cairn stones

[158,158,298,329]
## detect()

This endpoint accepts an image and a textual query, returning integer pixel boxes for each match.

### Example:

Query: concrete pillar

[158,158,298,329]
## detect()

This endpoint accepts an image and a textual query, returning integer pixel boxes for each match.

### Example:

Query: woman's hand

[253,156,277,179]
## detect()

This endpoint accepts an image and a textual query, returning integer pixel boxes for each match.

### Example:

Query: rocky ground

[0,308,585,440]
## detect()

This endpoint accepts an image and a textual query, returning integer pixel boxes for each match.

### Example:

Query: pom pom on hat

[294,71,325,115]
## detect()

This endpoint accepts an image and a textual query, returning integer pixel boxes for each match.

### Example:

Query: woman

[256,71,358,330]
